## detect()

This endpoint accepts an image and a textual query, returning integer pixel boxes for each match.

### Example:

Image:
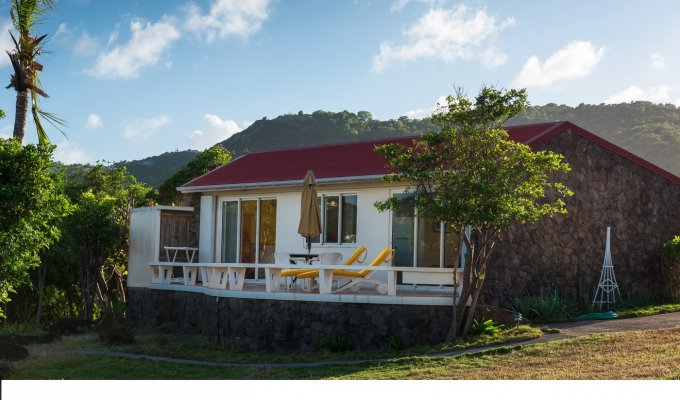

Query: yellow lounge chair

[280,246,368,289]
[298,247,393,294]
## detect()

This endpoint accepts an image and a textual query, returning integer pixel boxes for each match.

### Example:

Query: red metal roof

[180,121,680,191]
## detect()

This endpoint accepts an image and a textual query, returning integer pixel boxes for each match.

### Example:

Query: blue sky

[0,0,678,164]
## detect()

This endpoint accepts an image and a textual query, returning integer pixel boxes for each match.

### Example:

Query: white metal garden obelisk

[592,227,621,310]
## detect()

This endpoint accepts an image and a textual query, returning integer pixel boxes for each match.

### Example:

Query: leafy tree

[6,0,62,144]
[0,138,71,318]
[375,87,572,339]
[14,165,156,324]
[158,145,231,204]
[57,165,155,320]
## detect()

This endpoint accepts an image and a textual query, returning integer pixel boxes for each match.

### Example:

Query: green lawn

[50,325,540,364]
[615,303,680,318]
[8,325,680,379]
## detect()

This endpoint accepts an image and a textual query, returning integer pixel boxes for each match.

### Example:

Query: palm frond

[31,91,67,145]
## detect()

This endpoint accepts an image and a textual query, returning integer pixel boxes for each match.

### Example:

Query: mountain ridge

[110,103,680,187]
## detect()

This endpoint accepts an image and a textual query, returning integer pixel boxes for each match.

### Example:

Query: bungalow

[126,121,680,350]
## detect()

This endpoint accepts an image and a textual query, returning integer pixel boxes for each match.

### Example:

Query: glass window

[323,196,339,243]
[341,195,357,243]
[240,200,257,263]
[390,193,461,270]
[220,201,238,263]
[417,217,440,268]
[391,194,414,267]
[316,194,358,245]
[258,199,277,264]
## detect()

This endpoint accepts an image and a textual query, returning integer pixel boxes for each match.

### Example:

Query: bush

[97,306,135,345]
[319,336,354,353]
[661,236,680,302]
[0,322,47,336]
[516,290,577,323]
[468,318,505,336]
[378,335,405,352]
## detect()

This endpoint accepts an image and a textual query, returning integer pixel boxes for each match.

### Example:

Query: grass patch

[8,326,680,379]
[38,325,541,365]
[614,303,680,319]
[0,322,47,336]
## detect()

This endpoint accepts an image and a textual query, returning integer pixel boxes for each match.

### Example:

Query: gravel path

[62,312,680,369]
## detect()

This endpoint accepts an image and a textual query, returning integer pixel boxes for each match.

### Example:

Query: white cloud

[186,114,244,150]
[73,31,99,56]
[512,41,605,88]
[373,6,516,72]
[184,0,271,43]
[53,141,92,165]
[605,84,675,104]
[121,115,170,142]
[402,95,447,119]
[0,20,15,67]
[88,17,180,79]
[650,53,667,71]
[54,22,69,38]
[85,113,103,130]
[107,29,119,46]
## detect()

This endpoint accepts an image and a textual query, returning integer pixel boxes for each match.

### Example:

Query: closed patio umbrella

[298,170,322,254]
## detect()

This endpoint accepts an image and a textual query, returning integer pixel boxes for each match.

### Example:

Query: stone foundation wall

[128,287,453,351]
[484,130,680,307]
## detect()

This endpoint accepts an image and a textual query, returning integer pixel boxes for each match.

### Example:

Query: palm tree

[5,0,61,144]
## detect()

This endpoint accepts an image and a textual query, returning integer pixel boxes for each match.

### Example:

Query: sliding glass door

[390,193,461,269]
[220,198,277,266]
[220,201,238,263]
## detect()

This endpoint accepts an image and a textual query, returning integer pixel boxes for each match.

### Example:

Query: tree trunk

[13,90,29,143]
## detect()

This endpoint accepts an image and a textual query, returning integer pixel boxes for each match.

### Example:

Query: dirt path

[63,312,680,368]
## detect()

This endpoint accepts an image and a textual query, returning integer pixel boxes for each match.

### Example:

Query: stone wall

[484,129,680,307]
[128,288,452,351]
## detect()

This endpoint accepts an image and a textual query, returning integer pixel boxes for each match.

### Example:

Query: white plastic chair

[316,252,343,265]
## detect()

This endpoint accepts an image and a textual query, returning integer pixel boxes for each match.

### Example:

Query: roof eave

[179,174,389,193]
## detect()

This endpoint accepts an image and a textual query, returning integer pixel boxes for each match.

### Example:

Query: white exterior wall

[128,206,195,287]
[207,183,400,272]
[128,207,161,288]
[273,186,392,263]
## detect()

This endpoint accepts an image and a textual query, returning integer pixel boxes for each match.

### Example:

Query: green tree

[6,0,62,144]
[158,145,231,204]
[375,87,572,339]
[57,165,155,320]
[14,165,156,324]
[0,138,72,318]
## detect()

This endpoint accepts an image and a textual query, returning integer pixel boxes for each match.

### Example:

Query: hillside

[112,150,199,187]
[509,101,680,176]
[218,110,435,157]
[114,103,680,187]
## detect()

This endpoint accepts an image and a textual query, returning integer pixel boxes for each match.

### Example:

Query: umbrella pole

[307,236,312,254]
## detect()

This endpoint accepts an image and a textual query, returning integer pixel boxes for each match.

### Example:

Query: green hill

[218,110,435,157]
[113,103,680,187]
[112,150,199,187]
[509,101,680,176]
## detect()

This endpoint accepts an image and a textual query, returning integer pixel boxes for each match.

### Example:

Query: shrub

[661,236,680,302]
[468,318,505,336]
[97,305,135,345]
[319,336,354,353]
[378,335,405,352]
[0,322,47,336]
[516,289,577,323]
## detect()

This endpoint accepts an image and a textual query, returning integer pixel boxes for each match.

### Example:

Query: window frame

[216,196,277,265]
[314,193,358,246]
